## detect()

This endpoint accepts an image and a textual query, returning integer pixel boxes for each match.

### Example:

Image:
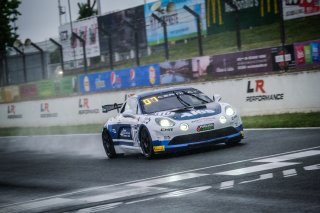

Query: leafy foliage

[77,0,97,20]
[0,0,21,55]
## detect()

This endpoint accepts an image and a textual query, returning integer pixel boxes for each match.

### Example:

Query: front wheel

[139,126,154,159]
[102,129,117,159]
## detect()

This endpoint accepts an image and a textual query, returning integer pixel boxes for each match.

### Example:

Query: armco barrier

[1,70,320,128]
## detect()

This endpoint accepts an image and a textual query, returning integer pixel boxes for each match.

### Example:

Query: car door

[116,97,140,147]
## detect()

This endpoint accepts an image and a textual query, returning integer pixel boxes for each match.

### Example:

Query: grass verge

[0,112,319,136]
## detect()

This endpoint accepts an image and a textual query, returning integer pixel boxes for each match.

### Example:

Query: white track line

[1,145,320,209]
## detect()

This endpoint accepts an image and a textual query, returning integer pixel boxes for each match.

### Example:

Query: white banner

[1,71,320,127]
[283,0,320,20]
[59,17,100,61]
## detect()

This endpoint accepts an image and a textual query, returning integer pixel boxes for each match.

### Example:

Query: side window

[122,98,139,114]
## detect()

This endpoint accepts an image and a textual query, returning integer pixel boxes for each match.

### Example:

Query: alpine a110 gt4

[102,87,244,159]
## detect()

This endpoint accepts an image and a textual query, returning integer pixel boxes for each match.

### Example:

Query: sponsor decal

[40,103,58,118]
[149,66,156,85]
[197,123,214,132]
[294,40,320,69]
[95,75,106,89]
[83,76,90,92]
[231,115,238,121]
[78,98,99,114]
[246,80,284,102]
[7,105,23,119]
[154,111,175,117]
[271,45,296,71]
[283,0,320,20]
[130,68,136,87]
[111,71,122,89]
[181,110,216,118]
[191,117,216,123]
[161,128,173,132]
[153,145,165,152]
[119,127,131,139]
[142,117,151,124]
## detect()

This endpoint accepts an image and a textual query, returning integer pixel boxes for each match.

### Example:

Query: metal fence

[1,0,320,88]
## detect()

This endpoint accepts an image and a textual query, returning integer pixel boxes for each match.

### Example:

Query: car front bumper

[152,125,244,154]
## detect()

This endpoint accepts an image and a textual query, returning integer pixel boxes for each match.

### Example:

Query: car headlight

[180,123,189,131]
[155,118,175,127]
[219,116,227,124]
[225,106,235,116]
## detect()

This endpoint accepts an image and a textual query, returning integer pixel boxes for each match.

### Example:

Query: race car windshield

[140,89,213,114]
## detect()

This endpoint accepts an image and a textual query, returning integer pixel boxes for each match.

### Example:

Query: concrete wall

[1,70,319,128]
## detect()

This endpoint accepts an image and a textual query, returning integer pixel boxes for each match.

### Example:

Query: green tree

[0,0,21,85]
[77,0,97,20]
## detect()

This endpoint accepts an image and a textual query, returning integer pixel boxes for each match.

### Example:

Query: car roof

[136,86,196,99]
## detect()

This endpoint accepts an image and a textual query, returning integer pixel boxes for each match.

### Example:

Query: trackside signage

[0,71,319,127]
[78,97,100,115]
[7,104,23,119]
[246,80,284,102]
[40,102,58,118]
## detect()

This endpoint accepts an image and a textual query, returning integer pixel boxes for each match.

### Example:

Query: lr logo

[246,79,284,102]
[7,105,22,119]
[7,105,16,115]
[41,103,50,112]
[78,98,99,114]
[247,80,265,94]
[79,98,89,109]
[40,103,58,118]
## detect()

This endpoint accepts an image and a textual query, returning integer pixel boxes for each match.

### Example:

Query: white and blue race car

[102,87,244,159]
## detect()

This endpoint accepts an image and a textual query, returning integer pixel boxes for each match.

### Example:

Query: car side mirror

[213,94,222,102]
[122,110,136,119]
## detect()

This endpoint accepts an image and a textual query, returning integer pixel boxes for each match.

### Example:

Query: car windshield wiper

[172,91,192,108]
[181,91,210,104]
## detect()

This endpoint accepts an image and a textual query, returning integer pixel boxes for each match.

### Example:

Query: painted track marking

[1,146,320,210]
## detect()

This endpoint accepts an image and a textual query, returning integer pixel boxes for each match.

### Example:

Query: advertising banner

[0,88,4,103]
[294,39,320,69]
[19,84,38,99]
[59,17,100,61]
[37,80,56,97]
[191,56,213,78]
[2,86,20,102]
[283,0,320,20]
[79,72,110,94]
[160,59,193,84]
[206,0,279,34]
[145,0,207,46]
[79,64,160,94]
[54,76,78,96]
[202,48,273,78]
[271,44,296,71]
[98,5,147,54]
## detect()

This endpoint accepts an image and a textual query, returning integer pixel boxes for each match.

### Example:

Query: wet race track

[0,128,320,213]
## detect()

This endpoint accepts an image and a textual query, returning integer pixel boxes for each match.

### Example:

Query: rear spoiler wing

[102,103,123,113]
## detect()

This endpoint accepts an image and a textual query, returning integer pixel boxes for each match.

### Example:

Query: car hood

[153,102,222,121]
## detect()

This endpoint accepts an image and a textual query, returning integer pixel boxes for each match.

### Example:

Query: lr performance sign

[246,79,284,102]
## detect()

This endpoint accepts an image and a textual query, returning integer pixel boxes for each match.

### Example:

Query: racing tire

[139,126,154,159]
[102,129,117,159]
